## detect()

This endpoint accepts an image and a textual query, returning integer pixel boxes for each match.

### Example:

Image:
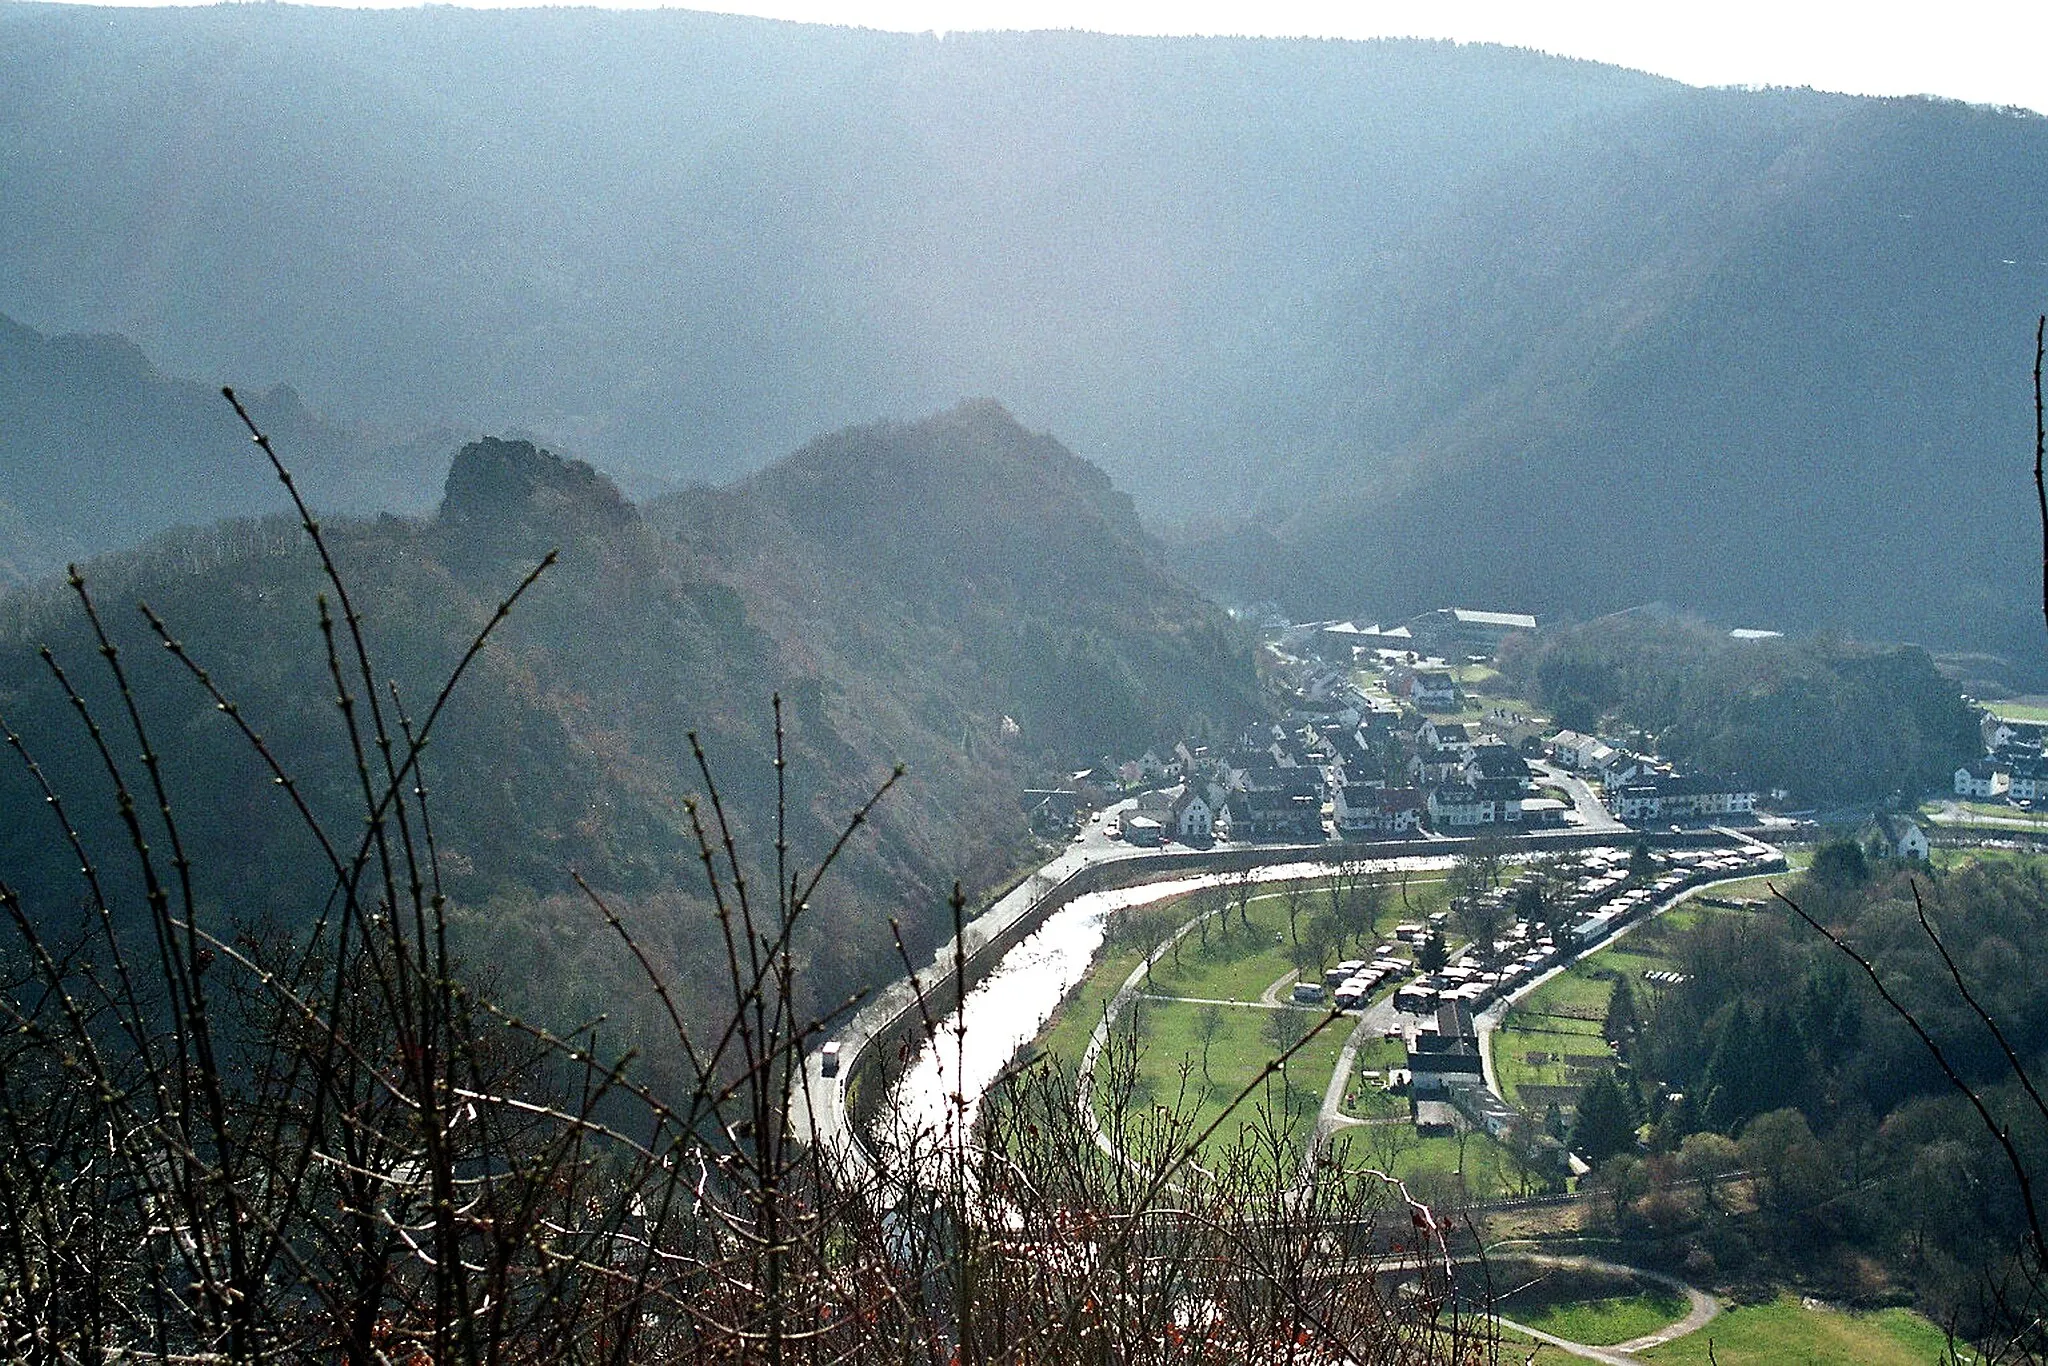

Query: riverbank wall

[842,825,1767,1148]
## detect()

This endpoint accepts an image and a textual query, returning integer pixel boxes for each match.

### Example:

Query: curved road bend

[1482,1248,1720,1364]
[1473,861,1791,1111]
[795,825,1723,1363]
[791,818,1144,1181]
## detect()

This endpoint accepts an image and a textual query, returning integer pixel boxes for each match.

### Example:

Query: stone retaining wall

[844,826,1762,1149]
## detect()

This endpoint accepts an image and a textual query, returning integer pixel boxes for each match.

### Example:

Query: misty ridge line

[5,3,2047,670]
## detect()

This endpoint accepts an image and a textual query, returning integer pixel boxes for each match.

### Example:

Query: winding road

[803,820,1756,1361]
[1484,1248,1720,1363]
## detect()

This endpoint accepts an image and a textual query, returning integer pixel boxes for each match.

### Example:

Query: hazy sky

[40,0,2043,115]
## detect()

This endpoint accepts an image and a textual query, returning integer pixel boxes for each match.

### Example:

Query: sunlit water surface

[885,855,1458,1144]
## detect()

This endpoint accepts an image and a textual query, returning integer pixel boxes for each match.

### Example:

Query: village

[999,606,1797,1180]
[832,603,2020,1358]
[1025,606,1767,852]
[985,605,2048,1189]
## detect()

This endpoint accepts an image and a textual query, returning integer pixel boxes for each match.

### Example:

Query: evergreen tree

[1752,1003,1811,1119]
[1571,1071,1639,1164]
[1604,976,1641,1054]
[1809,839,1870,888]
[1696,1000,1796,1133]
[1417,928,1449,973]
[1695,1003,1744,1132]
[1627,839,1657,885]
[1796,960,1862,1063]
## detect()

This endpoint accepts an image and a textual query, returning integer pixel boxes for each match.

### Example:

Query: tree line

[1496,616,1979,803]
[1569,847,2048,1345]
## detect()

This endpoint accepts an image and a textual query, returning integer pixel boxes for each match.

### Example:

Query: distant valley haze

[3,0,2047,671]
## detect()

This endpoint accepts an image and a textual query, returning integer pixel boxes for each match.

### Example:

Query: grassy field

[1492,1014,1609,1113]
[1663,898,1755,932]
[1336,1034,1408,1120]
[1026,876,1372,1172]
[1139,909,1297,1003]
[1987,700,2048,723]
[1027,868,1492,1183]
[1493,952,1618,1110]
[1140,878,1447,1005]
[1035,934,1154,1066]
[1935,846,2048,873]
[1493,896,1761,1110]
[1499,1282,1690,1346]
[1110,995,1350,1169]
[1330,1125,1525,1202]
[1518,967,1614,1018]
[1638,1294,1954,1365]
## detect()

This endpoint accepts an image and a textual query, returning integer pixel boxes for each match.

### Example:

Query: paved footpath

[1485,1249,1720,1363]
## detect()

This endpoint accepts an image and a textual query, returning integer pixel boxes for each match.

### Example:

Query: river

[884,853,1461,1144]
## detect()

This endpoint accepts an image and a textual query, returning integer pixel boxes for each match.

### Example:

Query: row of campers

[1326,955,1413,1009]
[1288,948,1418,1009]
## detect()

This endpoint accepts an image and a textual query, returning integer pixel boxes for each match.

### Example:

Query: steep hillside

[0,312,445,581]
[0,3,1674,499]
[6,5,2045,659]
[1181,90,2048,665]
[665,401,1256,759]
[0,403,1257,1034]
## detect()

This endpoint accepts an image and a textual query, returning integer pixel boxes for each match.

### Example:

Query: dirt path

[1257,966,1303,1006]
[1485,1248,1720,1363]
[1136,991,1302,1010]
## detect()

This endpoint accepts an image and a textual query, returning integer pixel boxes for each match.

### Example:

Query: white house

[1411,671,1459,709]
[1609,773,1756,823]
[1169,788,1216,844]
[1393,668,1459,710]
[1956,759,2011,799]
[1122,814,1164,846]
[1418,719,1475,755]
[1335,785,1424,837]
[2010,758,2046,802]
[1427,784,1496,828]
[1598,752,1653,788]
[1873,813,1931,861]
[1566,734,1618,772]
[1546,730,1592,768]
[1332,784,1381,837]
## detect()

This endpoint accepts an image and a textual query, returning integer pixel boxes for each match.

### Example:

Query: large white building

[1610,773,1757,822]
[1406,607,1539,658]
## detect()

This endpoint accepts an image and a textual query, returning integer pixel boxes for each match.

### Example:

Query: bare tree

[1196,1003,1225,1090]
[1762,316,2048,1364]
[0,392,1499,1366]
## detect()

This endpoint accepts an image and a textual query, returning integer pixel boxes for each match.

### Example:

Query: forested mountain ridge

[0,3,1672,505]
[1187,89,2048,665]
[6,3,2046,661]
[1496,615,1981,803]
[0,401,1258,1036]
[0,312,446,581]
[669,401,1257,758]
